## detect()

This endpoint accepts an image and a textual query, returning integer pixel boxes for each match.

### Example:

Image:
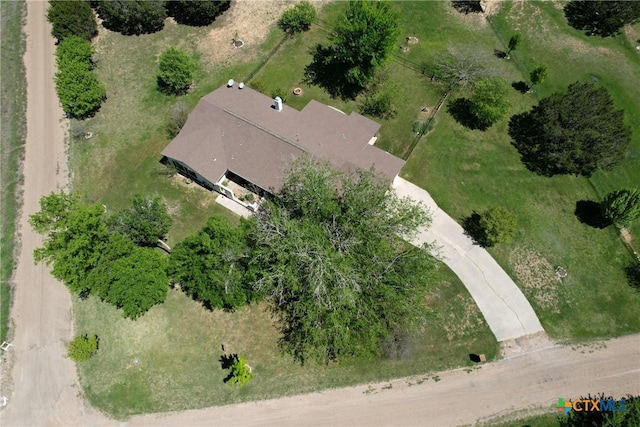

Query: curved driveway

[393,177,544,342]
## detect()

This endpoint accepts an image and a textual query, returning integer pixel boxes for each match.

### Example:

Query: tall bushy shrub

[47,0,97,42]
[157,47,197,95]
[601,189,640,227]
[278,1,317,34]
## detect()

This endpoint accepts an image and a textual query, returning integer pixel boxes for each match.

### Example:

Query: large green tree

[249,158,435,364]
[30,192,109,294]
[165,0,230,26]
[108,195,171,247]
[97,0,166,36]
[47,0,97,42]
[508,82,631,177]
[564,1,640,37]
[307,0,399,98]
[469,77,510,129]
[168,216,257,310]
[157,47,197,95]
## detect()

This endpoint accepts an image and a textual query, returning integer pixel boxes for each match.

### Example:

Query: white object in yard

[227,79,234,87]
[1,396,7,407]
[274,96,283,112]
[0,341,12,352]
[238,82,245,89]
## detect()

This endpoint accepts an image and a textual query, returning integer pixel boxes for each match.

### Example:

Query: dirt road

[128,334,640,426]
[1,1,106,425]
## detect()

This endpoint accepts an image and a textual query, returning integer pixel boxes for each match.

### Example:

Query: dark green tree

[601,189,640,227]
[464,207,517,247]
[250,157,435,364]
[529,65,548,88]
[30,192,110,295]
[97,0,166,36]
[47,0,97,42]
[166,0,230,26]
[452,1,482,14]
[307,0,399,98]
[506,34,520,57]
[508,82,631,177]
[108,195,172,247]
[168,216,257,310]
[564,1,640,37]
[157,47,197,95]
[278,0,317,34]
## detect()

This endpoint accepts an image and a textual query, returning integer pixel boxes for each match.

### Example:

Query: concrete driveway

[393,176,544,342]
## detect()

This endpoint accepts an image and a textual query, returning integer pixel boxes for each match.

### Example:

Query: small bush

[359,90,397,119]
[278,1,317,34]
[167,101,190,137]
[270,87,289,103]
[157,47,197,95]
[226,355,253,386]
[464,207,517,247]
[68,334,99,362]
[248,79,268,94]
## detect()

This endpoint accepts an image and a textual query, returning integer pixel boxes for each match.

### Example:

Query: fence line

[244,34,291,83]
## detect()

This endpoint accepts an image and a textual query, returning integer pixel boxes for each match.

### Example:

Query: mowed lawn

[76,263,497,419]
[404,1,640,340]
[71,3,498,418]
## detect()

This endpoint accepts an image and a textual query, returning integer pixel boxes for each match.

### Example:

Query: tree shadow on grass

[574,200,611,229]
[452,0,483,14]
[493,49,507,59]
[447,98,490,131]
[511,81,529,94]
[305,45,364,100]
[625,262,640,291]
[462,212,490,247]
[219,353,239,384]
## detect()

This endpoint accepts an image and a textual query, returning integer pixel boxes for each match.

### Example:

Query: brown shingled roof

[161,83,405,193]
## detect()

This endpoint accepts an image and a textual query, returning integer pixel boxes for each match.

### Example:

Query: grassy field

[0,0,26,343]
[75,261,497,419]
[402,2,640,341]
[487,411,561,427]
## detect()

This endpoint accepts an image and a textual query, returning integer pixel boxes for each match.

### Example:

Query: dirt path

[0,1,106,425]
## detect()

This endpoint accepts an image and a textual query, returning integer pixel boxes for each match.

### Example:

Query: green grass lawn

[403,1,640,341]
[75,261,497,419]
[0,0,26,342]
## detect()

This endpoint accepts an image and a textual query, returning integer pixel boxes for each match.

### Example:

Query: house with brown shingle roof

[161,81,405,210]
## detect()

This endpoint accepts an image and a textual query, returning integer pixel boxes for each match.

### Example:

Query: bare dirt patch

[621,227,633,245]
[509,247,562,313]
[197,0,311,67]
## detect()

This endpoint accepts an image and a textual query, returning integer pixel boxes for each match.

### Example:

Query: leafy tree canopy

[68,334,99,362]
[278,0,317,34]
[469,77,510,128]
[307,0,399,98]
[168,216,259,310]
[47,0,97,42]
[250,157,435,364]
[601,189,640,227]
[55,36,94,70]
[166,0,230,26]
[157,47,197,95]
[564,0,640,37]
[97,0,166,36]
[508,82,631,177]
[108,194,172,246]
[529,65,548,87]
[30,192,109,294]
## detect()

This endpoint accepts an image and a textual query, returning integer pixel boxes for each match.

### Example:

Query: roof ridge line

[222,108,307,152]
